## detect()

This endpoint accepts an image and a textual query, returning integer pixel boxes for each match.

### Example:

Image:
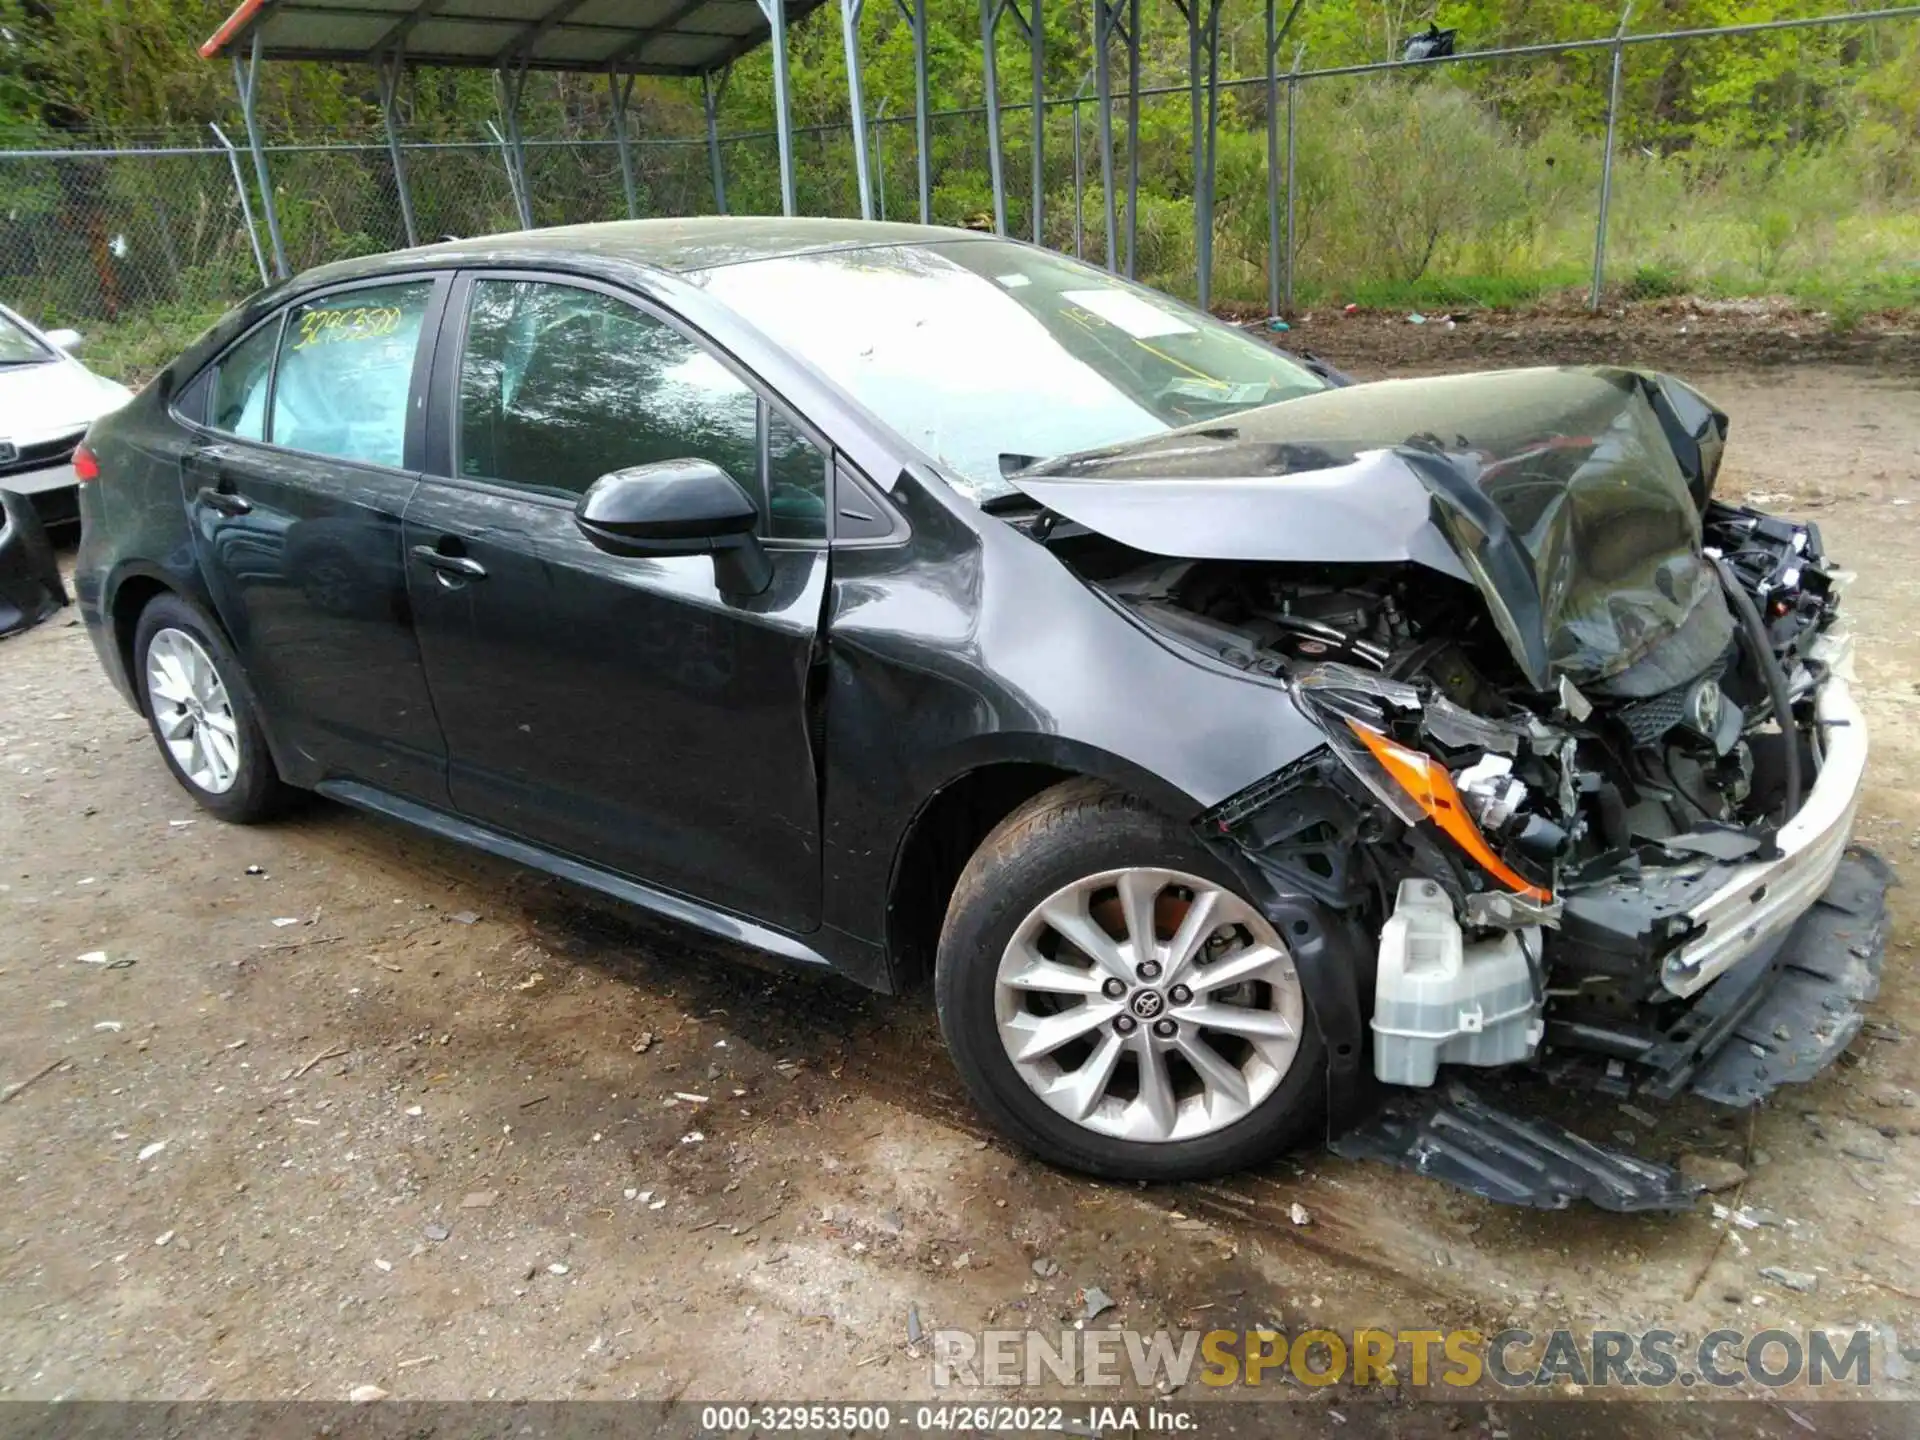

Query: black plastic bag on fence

[1402,24,1457,62]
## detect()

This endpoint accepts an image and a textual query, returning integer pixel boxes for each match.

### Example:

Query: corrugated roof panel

[261,12,405,50]
[203,0,829,73]
[633,31,732,67]
[688,1,776,39]
[283,0,409,12]
[528,26,635,65]
[573,0,687,25]
[440,0,555,20]
[406,16,530,56]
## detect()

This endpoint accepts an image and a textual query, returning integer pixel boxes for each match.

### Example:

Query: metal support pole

[1265,0,1280,317]
[608,66,639,219]
[1591,4,1635,311]
[1072,83,1088,259]
[1284,45,1302,312]
[210,122,269,286]
[754,0,797,216]
[1178,0,1200,285]
[233,33,287,279]
[486,120,526,226]
[1265,0,1305,317]
[980,0,1008,234]
[1124,0,1140,277]
[1028,0,1044,245]
[893,0,931,224]
[1092,0,1123,272]
[494,65,533,229]
[377,53,419,248]
[841,0,875,220]
[702,68,729,214]
[1192,0,1224,308]
[874,98,889,221]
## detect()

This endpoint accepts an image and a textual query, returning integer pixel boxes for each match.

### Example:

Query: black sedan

[74,219,1878,1202]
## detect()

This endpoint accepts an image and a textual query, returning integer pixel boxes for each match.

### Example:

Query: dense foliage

[1,0,1915,339]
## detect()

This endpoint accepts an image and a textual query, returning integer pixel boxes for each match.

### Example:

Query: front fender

[819,471,1335,952]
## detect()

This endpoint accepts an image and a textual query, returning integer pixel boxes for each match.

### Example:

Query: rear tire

[133,592,290,824]
[934,779,1325,1181]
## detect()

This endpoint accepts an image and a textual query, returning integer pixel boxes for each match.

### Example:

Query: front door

[184,277,449,801]
[404,274,829,932]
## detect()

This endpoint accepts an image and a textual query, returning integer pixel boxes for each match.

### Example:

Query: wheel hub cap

[145,627,240,795]
[993,867,1304,1145]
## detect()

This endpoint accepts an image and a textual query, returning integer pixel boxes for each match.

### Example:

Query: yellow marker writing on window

[292,305,403,351]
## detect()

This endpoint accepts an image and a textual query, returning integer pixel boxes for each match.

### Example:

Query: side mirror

[43,327,84,354]
[574,459,771,596]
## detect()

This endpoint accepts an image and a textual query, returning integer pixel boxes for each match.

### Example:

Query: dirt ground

[4,339,1920,1434]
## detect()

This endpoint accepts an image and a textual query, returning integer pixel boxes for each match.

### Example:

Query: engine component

[1454,754,1525,831]
[1372,879,1544,1087]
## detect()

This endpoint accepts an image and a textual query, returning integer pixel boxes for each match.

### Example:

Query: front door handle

[196,485,252,517]
[411,545,487,581]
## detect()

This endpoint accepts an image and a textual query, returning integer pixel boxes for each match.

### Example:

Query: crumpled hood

[1008,365,1733,694]
[0,359,130,447]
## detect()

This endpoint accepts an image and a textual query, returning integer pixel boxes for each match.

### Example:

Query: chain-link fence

[1,4,1915,377]
[0,145,262,323]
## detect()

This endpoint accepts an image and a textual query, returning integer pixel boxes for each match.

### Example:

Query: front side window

[456,279,759,500]
[270,281,432,467]
[766,409,827,540]
[209,319,279,440]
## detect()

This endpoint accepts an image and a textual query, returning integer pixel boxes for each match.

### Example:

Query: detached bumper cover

[0,487,67,638]
[1331,1082,1702,1212]
[1662,628,1866,997]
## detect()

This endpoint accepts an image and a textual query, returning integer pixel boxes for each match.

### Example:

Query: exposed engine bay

[1001,367,1884,1205]
[1101,492,1835,883]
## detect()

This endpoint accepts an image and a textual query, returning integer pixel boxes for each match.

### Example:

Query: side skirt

[316,779,835,972]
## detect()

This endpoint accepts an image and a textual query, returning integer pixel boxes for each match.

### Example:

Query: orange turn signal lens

[1345,719,1553,903]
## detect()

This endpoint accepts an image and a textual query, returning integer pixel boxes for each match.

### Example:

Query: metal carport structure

[201,0,1306,308]
[199,0,831,275]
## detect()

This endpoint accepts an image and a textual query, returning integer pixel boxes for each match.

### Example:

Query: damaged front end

[1006,366,1888,1210]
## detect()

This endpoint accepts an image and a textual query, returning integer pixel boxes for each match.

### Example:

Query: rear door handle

[196,486,252,516]
[411,545,487,581]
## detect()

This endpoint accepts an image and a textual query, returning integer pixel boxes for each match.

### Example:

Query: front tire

[935,779,1325,1181]
[134,592,290,823]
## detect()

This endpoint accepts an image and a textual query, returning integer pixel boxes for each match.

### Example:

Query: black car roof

[296,216,987,289]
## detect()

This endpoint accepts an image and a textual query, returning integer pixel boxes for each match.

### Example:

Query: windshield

[693,240,1326,502]
[0,312,52,365]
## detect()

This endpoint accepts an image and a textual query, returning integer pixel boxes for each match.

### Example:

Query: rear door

[182,275,450,801]
[403,272,830,932]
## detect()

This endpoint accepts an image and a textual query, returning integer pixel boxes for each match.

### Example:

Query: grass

[1300,269,1592,314]
[80,303,227,388]
[1781,269,1920,330]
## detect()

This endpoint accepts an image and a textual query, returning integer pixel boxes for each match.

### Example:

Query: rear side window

[456,278,759,498]
[209,320,278,440]
[271,282,431,467]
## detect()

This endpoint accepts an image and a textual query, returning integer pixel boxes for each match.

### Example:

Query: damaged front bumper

[1331,848,1889,1211]
[1659,629,1867,998]
[1210,635,1889,1213]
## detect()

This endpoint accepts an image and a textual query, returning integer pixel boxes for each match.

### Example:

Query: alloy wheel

[993,867,1304,1143]
[146,627,241,795]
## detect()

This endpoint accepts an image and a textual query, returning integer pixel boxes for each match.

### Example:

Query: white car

[0,303,132,525]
